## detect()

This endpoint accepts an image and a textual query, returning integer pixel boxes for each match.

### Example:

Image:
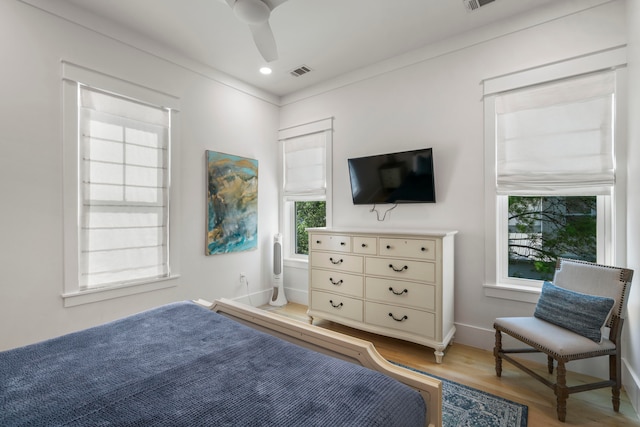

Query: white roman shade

[283,132,326,196]
[79,85,170,289]
[280,118,333,199]
[495,71,616,195]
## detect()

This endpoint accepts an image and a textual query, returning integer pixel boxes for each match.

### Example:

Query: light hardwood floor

[263,302,640,427]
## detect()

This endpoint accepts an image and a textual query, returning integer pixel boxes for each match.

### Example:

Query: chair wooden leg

[611,353,621,412]
[612,386,621,412]
[556,361,568,422]
[494,329,503,377]
[547,355,554,374]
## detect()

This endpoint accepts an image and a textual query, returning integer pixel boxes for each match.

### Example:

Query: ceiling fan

[223,0,289,62]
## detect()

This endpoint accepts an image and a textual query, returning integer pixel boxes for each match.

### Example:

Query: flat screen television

[348,148,436,204]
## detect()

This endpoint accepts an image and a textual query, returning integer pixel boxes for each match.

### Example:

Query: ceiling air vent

[463,0,495,12]
[290,65,312,77]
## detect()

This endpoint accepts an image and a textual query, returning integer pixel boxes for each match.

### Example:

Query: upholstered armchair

[493,258,634,422]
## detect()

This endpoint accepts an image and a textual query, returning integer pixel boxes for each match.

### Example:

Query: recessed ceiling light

[259,66,272,75]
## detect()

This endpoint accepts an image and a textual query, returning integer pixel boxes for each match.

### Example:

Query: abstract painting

[205,150,258,255]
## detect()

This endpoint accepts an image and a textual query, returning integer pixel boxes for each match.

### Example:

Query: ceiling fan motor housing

[234,0,271,24]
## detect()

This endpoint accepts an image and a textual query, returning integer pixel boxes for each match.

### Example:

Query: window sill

[284,257,309,270]
[62,275,180,307]
[483,283,541,304]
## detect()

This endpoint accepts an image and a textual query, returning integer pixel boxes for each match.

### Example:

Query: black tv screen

[348,148,436,204]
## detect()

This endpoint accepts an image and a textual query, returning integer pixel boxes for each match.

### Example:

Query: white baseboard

[229,287,308,307]
[622,358,640,418]
[229,289,271,307]
[453,322,495,351]
[283,287,308,305]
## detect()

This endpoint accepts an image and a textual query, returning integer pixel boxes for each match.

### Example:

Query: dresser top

[306,227,458,237]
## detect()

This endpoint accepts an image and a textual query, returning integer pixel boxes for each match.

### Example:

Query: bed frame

[196,298,442,427]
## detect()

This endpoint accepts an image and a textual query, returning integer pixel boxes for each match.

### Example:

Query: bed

[0,298,442,427]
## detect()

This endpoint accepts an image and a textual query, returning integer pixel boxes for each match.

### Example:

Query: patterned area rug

[392,363,528,427]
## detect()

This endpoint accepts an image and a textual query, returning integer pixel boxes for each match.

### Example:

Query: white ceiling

[25,0,566,98]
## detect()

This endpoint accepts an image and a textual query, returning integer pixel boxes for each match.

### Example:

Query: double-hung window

[62,62,180,306]
[279,119,333,259]
[483,48,626,297]
[78,86,170,289]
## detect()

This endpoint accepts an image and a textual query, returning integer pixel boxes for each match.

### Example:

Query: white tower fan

[269,233,287,306]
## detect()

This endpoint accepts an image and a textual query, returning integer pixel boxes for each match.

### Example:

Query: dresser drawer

[311,290,363,322]
[379,238,436,260]
[365,257,435,283]
[365,301,435,339]
[311,252,363,273]
[311,269,363,298]
[352,236,377,255]
[310,234,351,252]
[365,277,435,311]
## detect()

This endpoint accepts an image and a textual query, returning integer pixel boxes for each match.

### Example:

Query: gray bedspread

[0,301,425,426]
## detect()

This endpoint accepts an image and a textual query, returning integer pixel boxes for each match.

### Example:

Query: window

[494,70,616,286]
[79,86,170,289]
[279,119,333,260]
[62,62,180,306]
[294,201,326,255]
[504,195,597,282]
[482,48,627,298]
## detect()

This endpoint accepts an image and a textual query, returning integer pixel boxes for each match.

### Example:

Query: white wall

[280,0,633,382]
[624,0,640,416]
[0,0,279,351]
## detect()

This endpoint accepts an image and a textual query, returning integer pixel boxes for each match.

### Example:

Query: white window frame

[278,118,333,266]
[496,194,612,289]
[482,48,627,303]
[62,62,181,307]
[283,197,327,262]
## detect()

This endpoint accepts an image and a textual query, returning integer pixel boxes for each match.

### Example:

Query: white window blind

[79,85,170,289]
[495,71,615,195]
[283,132,326,197]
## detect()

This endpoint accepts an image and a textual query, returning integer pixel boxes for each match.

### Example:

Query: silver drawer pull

[329,278,344,285]
[388,264,408,272]
[329,300,343,309]
[329,257,343,265]
[388,287,408,296]
[389,313,408,322]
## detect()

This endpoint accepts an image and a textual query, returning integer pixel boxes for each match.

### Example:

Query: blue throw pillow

[534,281,615,343]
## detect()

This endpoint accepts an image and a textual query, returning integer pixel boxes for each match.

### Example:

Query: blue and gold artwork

[206,151,258,255]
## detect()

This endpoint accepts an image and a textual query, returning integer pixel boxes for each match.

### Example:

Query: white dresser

[306,227,457,363]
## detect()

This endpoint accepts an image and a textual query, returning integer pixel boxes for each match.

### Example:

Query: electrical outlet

[239,272,246,282]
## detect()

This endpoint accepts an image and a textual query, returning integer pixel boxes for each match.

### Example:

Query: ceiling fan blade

[223,0,287,11]
[249,21,278,62]
[223,0,284,62]
[263,0,288,11]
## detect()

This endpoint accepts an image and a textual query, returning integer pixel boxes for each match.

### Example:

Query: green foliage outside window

[508,196,597,281]
[295,201,326,255]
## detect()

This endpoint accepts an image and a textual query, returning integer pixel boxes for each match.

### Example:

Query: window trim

[482,48,627,302]
[61,61,181,306]
[279,118,333,264]
[496,194,611,289]
[283,196,327,263]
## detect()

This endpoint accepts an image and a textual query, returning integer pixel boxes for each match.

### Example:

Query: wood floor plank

[263,303,640,427]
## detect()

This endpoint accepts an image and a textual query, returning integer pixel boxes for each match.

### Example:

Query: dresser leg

[434,348,444,364]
